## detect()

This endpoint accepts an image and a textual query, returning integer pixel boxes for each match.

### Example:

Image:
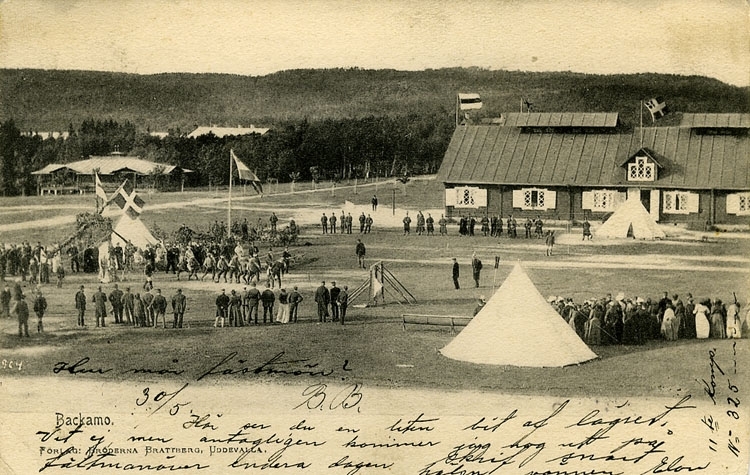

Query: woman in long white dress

[276,288,290,324]
[726,303,742,339]
[694,299,711,339]
[661,304,679,341]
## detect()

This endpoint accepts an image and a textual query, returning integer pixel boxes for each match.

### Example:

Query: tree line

[0,113,453,196]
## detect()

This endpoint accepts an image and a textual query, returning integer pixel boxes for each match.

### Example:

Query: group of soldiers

[553,291,747,346]
[74,283,188,329]
[401,211,441,235]
[320,211,374,234]
[213,282,305,327]
[452,215,546,238]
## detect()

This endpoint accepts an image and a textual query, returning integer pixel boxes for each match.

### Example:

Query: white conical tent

[596,197,665,240]
[110,215,158,249]
[441,265,598,367]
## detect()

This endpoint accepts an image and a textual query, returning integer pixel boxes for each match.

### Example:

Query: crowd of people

[550,291,747,345]
[0,241,67,287]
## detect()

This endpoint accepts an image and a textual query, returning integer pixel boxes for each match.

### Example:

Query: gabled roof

[493,112,619,128]
[32,156,192,175]
[680,113,750,128]
[437,124,750,190]
[187,126,270,138]
[618,147,664,168]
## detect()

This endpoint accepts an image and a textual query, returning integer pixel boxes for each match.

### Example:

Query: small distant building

[149,131,170,139]
[187,125,270,139]
[31,154,193,195]
[437,112,750,225]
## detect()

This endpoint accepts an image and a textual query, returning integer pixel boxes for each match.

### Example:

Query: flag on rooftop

[111,179,146,219]
[645,97,669,122]
[231,149,263,194]
[458,93,483,110]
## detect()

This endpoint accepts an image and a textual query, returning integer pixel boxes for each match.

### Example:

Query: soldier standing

[471,253,483,288]
[439,215,448,236]
[314,281,330,322]
[74,285,86,326]
[346,213,353,234]
[33,289,47,333]
[270,212,278,232]
[452,258,460,290]
[246,282,261,324]
[330,281,341,322]
[261,285,275,324]
[289,286,303,323]
[403,212,412,235]
[365,214,373,233]
[371,195,378,211]
[426,214,435,235]
[14,293,30,338]
[214,289,229,328]
[330,213,337,234]
[92,286,108,327]
[338,285,349,325]
[122,287,135,325]
[151,289,168,328]
[321,213,328,234]
[171,289,187,328]
[355,239,366,269]
[141,289,155,327]
[109,284,124,324]
[1,284,11,318]
[359,213,366,233]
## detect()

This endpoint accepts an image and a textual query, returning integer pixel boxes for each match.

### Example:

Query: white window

[727,192,750,216]
[662,191,699,214]
[446,186,487,208]
[628,156,656,182]
[513,188,556,210]
[582,189,625,211]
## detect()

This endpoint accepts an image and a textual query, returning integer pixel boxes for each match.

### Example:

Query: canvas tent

[596,197,665,240]
[440,265,598,367]
[110,215,158,249]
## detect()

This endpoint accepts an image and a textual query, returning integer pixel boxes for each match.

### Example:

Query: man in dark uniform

[142,289,155,327]
[355,239,366,269]
[74,285,86,326]
[329,281,341,322]
[1,283,11,318]
[321,213,328,234]
[365,214,373,233]
[314,281,330,322]
[214,289,229,328]
[330,213,337,234]
[403,212,411,235]
[171,288,187,328]
[426,214,435,235]
[371,195,378,211]
[246,282,261,324]
[33,289,47,333]
[359,213,366,233]
[452,258,460,290]
[481,215,490,236]
[261,285,275,324]
[14,293,29,338]
[289,286,303,323]
[270,212,278,232]
[92,286,108,327]
[122,287,135,325]
[152,289,168,328]
[346,213,353,233]
[67,245,80,273]
[338,285,348,325]
[471,253,482,288]
[109,284,124,324]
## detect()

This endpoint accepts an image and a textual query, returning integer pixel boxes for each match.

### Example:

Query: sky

[1,0,748,86]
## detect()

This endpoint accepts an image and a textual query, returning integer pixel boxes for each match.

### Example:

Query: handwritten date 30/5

[295,383,363,412]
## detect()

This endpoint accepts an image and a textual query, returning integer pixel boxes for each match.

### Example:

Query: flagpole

[639,100,644,149]
[228,150,233,239]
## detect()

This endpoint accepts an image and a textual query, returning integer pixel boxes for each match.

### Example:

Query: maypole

[227,149,233,239]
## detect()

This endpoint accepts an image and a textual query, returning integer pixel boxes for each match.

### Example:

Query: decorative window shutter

[686,193,700,213]
[545,190,557,210]
[582,191,594,210]
[649,189,660,221]
[475,188,487,207]
[512,189,525,208]
[726,193,739,214]
[445,188,456,206]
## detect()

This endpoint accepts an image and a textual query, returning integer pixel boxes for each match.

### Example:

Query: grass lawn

[1,184,749,399]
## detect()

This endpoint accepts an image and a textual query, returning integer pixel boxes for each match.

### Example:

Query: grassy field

[1,183,749,398]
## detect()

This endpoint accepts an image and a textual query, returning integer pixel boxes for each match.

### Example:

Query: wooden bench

[401,314,472,333]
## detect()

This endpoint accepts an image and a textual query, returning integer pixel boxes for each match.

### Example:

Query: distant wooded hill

[2,68,748,131]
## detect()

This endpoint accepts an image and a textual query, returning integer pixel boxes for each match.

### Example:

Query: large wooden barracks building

[437,112,750,225]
